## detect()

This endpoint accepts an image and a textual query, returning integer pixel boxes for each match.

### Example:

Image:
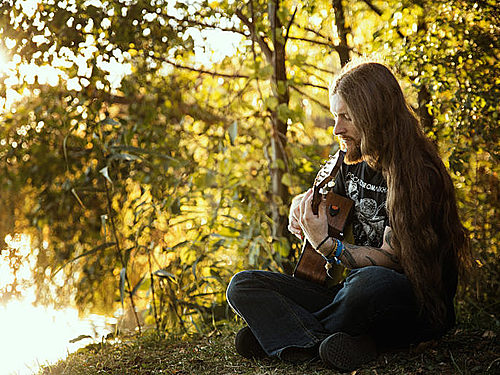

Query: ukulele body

[292,151,354,285]
[293,192,353,284]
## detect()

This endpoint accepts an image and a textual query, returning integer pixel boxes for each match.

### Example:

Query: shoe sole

[319,332,377,371]
[235,326,267,359]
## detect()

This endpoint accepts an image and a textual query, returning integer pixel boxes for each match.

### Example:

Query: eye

[340,113,351,122]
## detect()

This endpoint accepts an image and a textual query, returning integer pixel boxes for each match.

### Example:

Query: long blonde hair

[331,62,469,326]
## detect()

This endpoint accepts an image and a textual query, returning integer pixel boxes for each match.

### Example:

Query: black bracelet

[315,235,331,252]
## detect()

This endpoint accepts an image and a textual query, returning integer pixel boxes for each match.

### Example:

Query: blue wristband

[323,239,344,265]
[334,239,344,258]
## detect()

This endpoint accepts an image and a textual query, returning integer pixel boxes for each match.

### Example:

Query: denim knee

[346,267,415,310]
[226,270,255,309]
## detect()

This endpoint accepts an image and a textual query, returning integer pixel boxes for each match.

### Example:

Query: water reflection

[1,234,114,374]
[0,299,115,375]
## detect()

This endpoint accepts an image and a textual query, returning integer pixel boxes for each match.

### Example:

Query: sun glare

[0,235,115,374]
[0,47,10,77]
[0,56,7,76]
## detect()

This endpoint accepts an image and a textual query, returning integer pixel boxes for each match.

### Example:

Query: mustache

[338,136,357,144]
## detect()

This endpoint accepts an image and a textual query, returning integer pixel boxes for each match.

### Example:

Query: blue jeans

[226,266,451,358]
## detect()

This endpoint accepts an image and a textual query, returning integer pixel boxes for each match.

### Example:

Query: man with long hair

[226,62,470,371]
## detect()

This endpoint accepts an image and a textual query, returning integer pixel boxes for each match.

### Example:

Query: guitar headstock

[311,151,344,215]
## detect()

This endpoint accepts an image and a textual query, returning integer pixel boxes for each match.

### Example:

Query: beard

[339,137,363,164]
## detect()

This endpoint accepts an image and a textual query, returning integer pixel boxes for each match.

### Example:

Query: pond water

[1,234,115,374]
[0,299,115,375]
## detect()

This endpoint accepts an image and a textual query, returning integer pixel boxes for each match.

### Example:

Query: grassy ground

[39,323,499,375]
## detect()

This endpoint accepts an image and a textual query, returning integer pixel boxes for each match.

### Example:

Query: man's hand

[297,189,329,250]
[288,192,306,239]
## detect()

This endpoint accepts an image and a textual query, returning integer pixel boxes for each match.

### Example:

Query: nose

[333,118,345,136]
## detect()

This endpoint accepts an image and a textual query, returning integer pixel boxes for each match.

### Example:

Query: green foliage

[0,0,497,333]
[389,0,499,318]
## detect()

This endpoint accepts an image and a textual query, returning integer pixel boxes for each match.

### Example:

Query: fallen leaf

[482,330,496,339]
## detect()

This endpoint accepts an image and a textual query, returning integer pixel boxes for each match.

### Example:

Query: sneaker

[280,345,319,363]
[235,326,267,359]
[319,332,377,371]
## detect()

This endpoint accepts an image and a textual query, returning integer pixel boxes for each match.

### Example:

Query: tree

[0,0,341,329]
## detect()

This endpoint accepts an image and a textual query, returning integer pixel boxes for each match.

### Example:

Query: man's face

[330,93,362,164]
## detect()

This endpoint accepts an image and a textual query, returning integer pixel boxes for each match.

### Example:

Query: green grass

[39,323,499,375]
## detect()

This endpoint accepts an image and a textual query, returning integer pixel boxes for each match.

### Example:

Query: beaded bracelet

[334,239,344,258]
[322,239,344,265]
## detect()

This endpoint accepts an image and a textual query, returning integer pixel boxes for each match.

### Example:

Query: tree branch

[290,85,330,111]
[332,0,351,66]
[302,62,336,75]
[298,82,329,90]
[362,0,405,39]
[161,59,249,79]
[295,65,329,85]
[163,13,249,37]
[302,26,331,41]
[248,0,265,104]
[285,6,298,45]
[288,36,334,47]
[103,178,142,334]
[235,7,273,63]
[362,0,383,16]
[222,76,254,111]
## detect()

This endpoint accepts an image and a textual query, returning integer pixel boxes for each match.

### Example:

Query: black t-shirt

[332,159,458,329]
[333,161,389,248]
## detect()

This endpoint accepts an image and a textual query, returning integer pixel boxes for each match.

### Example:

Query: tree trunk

[332,0,350,66]
[269,0,290,239]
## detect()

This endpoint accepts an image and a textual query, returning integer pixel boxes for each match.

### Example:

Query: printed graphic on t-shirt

[345,171,387,247]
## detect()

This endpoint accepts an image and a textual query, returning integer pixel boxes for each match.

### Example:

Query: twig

[296,65,330,84]
[302,62,336,75]
[449,349,464,375]
[303,26,331,41]
[103,178,142,333]
[284,6,298,45]
[290,85,330,111]
[288,36,333,47]
[222,76,254,111]
[299,82,329,90]
[362,0,405,39]
[160,58,249,79]
[487,357,500,372]
[147,244,160,334]
[162,13,249,37]
[248,0,266,116]
[235,7,273,63]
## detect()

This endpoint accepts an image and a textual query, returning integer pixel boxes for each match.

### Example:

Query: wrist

[317,237,336,256]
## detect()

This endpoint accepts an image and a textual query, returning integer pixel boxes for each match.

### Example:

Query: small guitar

[293,150,354,285]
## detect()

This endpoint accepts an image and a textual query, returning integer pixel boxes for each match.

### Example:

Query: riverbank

[39,323,498,374]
